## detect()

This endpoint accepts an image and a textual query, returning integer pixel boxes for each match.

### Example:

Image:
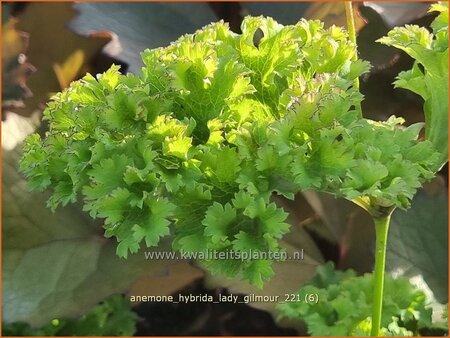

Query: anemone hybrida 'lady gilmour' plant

[20,3,448,336]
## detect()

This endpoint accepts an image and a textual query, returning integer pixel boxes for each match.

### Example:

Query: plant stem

[370,213,392,336]
[344,1,362,116]
[345,2,358,65]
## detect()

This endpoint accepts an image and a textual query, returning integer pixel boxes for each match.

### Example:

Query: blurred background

[2,2,448,336]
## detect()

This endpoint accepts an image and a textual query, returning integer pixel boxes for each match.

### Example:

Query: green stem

[345,2,358,65]
[344,1,362,116]
[370,213,392,336]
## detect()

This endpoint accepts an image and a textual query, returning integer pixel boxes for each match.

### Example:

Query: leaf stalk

[370,212,393,336]
[345,1,362,116]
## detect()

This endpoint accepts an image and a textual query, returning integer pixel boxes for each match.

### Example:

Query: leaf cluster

[378,2,449,169]
[277,262,434,336]
[19,9,446,287]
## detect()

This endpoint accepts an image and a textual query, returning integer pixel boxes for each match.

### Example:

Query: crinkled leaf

[378,4,449,168]
[203,202,236,244]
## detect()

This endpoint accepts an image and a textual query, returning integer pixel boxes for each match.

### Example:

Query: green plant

[277,262,433,336]
[19,16,370,286]
[19,3,448,336]
[378,2,448,169]
[2,295,137,336]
